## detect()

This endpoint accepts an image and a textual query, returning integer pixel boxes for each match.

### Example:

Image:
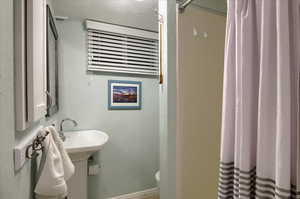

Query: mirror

[46,5,59,116]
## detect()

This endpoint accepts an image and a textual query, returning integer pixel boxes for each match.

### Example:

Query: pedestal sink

[63,130,109,199]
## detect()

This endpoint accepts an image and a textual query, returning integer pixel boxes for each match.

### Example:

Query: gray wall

[0,0,33,198]
[177,5,225,198]
[57,20,159,198]
[0,1,158,198]
[158,1,177,199]
[0,1,60,198]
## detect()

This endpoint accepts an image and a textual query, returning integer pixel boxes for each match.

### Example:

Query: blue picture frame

[108,80,142,110]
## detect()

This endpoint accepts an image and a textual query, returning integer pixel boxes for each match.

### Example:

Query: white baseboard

[107,188,159,199]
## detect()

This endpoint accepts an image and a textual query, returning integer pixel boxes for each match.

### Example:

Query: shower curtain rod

[178,0,195,12]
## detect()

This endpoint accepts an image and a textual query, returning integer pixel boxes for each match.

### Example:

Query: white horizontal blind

[86,20,159,76]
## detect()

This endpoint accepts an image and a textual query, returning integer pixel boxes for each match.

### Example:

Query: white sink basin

[63,130,109,161]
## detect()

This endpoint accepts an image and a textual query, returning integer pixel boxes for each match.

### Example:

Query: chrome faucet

[59,118,78,141]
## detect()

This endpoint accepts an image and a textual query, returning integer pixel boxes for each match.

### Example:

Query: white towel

[35,126,75,199]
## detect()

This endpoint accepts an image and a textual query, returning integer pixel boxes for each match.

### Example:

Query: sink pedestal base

[63,130,109,199]
[67,153,90,199]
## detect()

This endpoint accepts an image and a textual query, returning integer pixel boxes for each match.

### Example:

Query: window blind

[86,20,159,76]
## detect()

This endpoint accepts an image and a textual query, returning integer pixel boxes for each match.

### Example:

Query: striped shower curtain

[218,0,300,198]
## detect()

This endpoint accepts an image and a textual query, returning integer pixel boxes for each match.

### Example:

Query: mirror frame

[46,5,59,117]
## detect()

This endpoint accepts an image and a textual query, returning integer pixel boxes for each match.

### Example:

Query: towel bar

[25,131,49,159]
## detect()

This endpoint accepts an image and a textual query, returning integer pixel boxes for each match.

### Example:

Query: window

[86,20,159,76]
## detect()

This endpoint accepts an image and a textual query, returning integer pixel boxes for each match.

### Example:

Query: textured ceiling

[192,0,227,13]
[52,0,158,31]
[52,0,226,32]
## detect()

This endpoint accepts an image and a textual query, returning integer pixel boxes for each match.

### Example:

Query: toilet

[155,171,160,190]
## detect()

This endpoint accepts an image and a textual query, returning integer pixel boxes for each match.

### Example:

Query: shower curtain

[218,0,300,198]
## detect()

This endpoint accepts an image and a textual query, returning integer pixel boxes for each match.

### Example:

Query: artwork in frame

[108,80,142,110]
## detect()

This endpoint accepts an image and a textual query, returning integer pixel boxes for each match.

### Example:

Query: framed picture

[108,80,142,110]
